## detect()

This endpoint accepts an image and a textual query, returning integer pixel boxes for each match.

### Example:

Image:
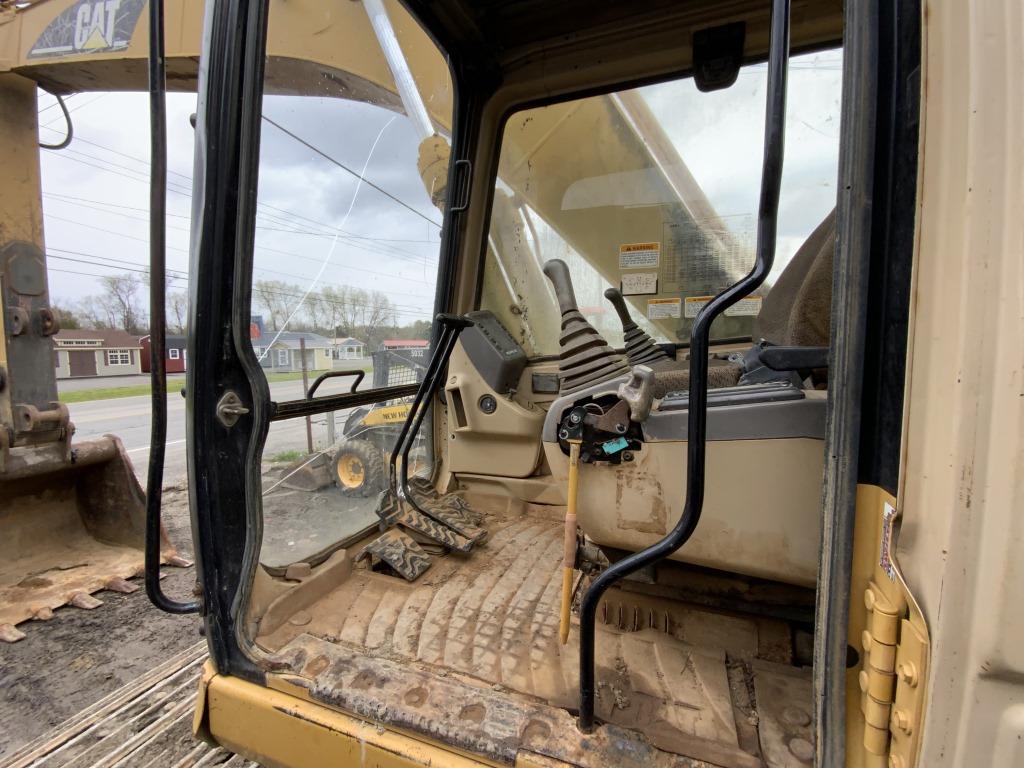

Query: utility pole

[299,337,313,454]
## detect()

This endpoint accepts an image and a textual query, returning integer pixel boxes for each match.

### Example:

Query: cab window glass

[481,49,841,355]
[250,0,452,570]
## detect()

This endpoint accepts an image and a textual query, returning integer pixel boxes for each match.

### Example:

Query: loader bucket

[0,435,188,642]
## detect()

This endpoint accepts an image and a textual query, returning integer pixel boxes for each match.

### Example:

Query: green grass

[59,378,186,404]
[58,364,373,404]
[269,449,305,463]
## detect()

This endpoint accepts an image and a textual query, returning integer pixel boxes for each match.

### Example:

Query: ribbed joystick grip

[542,259,628,394]
[603,287,675,370]
[543,259,579,315]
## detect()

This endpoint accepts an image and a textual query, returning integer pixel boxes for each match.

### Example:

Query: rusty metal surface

[0,436,189,642]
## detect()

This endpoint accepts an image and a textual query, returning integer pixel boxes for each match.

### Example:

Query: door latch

[216,391,249,427]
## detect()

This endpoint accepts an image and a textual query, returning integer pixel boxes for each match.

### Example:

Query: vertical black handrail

[387,314,472,505]
[145,0,199,615]
[576,0,790,731]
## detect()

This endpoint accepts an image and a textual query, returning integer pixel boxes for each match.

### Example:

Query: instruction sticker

[684,296,713,318]
[621,273,658,296]
[685,295,764,318]
[879,502,898,581]
[725,296,763,317]
[647,298,681,320]
[619,242,661,269]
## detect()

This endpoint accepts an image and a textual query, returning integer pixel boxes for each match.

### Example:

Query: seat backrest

[754,208,837,347]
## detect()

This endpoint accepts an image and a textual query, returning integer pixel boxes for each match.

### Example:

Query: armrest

[759,346,829,371]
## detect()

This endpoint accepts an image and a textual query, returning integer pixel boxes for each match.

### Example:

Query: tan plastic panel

[895,1,1024,765]
[543,438,825,587]
[444,342,544,478]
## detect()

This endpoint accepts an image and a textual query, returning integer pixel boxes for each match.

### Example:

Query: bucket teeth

[0,623,26,643]
[105,577,139,594]
[33,606,55,621]
[163,554,193,568]
[70,593,103,610]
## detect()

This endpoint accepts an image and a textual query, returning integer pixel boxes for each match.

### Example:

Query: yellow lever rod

[559,440,582,645]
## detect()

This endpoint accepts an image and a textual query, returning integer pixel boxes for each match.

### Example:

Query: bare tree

[252,280,293,330]
[98,274,145,333]
[358,290,397,350]
[168,292,189,334]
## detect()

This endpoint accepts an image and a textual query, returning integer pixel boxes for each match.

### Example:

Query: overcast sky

[37,47,840,329]
[38,89,444,326]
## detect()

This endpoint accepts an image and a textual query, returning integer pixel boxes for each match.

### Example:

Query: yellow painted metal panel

[203,672,515,768]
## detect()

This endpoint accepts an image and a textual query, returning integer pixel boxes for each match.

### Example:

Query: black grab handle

[306,369,366,399]
[144,0,198,615]
[576,0,791,732]
[387,314,473,509]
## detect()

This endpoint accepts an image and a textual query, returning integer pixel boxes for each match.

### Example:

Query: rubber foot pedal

[357,529,432,581]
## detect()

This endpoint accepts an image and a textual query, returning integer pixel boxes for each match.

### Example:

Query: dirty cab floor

[255,498,814,767]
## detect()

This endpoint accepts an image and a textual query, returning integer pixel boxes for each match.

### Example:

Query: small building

[251,327,333,372]
[53,329,143,378]
[380,339,428,358]
[331,336,365,361]
[138,335,187,373]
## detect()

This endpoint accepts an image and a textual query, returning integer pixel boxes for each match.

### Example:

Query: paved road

[67,377,359,481]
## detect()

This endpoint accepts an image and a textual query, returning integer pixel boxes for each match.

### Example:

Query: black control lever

[387,314,473,514]
[604,287,673,368]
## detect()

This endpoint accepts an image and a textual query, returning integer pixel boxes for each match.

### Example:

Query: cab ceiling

[407,0,844,100]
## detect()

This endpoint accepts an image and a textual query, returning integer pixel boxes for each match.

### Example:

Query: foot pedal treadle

[390,506,474,553]
[356,529,432,581]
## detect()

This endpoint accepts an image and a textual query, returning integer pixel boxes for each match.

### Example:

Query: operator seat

[645,207,837,396]
[754,207,836,348]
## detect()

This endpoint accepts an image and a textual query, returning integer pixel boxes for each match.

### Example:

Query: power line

[44,193,439,244]
[46,248,433,316]
[261,115,442,229]
[42,153,436,264]
[39,124,194,184]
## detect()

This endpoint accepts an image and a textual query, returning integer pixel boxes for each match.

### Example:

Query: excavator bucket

[0,434,187,642]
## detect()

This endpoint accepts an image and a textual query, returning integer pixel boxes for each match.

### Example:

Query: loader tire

[333,439,385,497]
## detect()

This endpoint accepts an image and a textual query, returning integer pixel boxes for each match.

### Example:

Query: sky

[36,46,841,332]
[38,89,445,327]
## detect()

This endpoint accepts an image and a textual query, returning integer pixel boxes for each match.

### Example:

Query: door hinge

[858,580,927,768]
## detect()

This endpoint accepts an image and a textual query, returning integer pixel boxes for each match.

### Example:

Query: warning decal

[684,296,712,318]
[725,296,763,317]
[685,295,764,319]
[647,298,681,320]
[621,273,658,296]
[619,242,660,270]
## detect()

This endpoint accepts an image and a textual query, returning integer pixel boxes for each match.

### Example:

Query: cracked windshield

[251,2,452,571]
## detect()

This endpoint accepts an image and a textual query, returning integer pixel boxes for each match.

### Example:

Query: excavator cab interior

[135,0,922,765]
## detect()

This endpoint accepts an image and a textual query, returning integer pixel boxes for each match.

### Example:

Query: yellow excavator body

[1,1,1022,767]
